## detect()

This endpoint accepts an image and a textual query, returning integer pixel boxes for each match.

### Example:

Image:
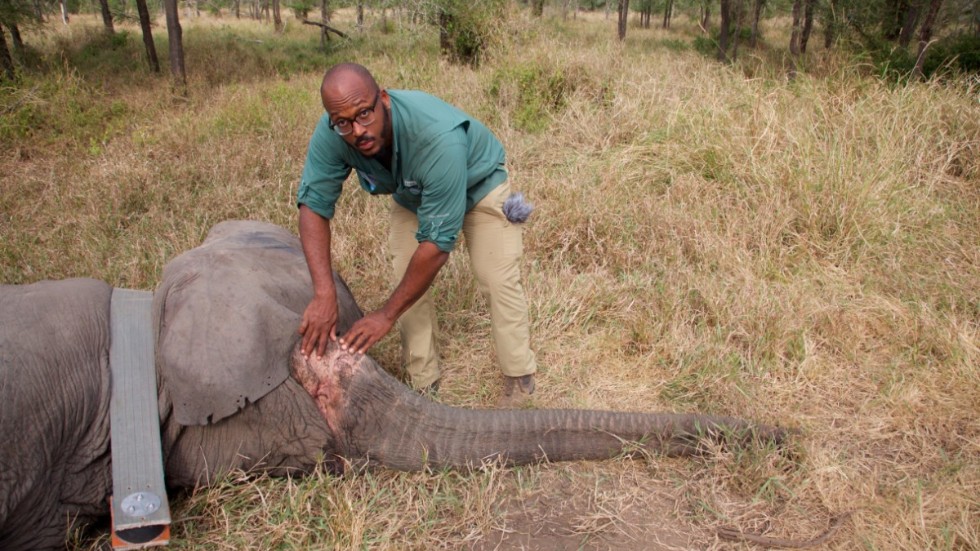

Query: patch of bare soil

[475,462,703,551]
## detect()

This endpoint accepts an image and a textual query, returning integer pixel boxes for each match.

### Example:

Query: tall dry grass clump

[3,7,978,550]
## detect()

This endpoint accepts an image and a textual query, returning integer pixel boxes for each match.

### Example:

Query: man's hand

[339,310,396,355]
[337,241,449,356]
[299,294,338,358]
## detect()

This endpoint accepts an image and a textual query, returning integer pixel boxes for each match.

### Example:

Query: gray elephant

[0,220,786,550]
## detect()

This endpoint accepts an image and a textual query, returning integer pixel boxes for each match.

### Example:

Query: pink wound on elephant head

[290,342,362,436]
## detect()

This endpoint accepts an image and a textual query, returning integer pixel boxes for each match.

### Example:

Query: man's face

[321,78,390,158]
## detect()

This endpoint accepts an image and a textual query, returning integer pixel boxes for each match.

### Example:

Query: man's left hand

[339,310,395,355]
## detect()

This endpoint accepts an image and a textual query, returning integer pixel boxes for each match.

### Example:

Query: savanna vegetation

[1,0,978,549]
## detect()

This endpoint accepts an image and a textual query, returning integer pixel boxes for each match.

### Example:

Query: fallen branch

[717,512,853,549]
[301,19,348,39]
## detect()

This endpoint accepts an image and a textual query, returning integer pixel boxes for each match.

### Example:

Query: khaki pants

[389,181,537,389]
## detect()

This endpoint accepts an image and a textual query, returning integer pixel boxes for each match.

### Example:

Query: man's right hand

[299,293,338,358]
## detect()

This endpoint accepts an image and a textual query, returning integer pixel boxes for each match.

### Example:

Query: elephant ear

[154,220,362,426]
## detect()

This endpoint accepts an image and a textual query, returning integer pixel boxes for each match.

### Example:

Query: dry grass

[4,6,978,550]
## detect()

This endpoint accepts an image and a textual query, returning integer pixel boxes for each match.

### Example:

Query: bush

[488,61,607,133]
[922,33,980,76]
[436,0,505,67]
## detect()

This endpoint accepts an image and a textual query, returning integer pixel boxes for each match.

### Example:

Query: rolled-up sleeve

[297,117,351,219]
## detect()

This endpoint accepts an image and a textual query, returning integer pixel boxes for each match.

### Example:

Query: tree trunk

[731,0,744,61]
[0,24,15,82]
[800,0,816,53]
[272,0,282,32]
[320,0,330,46]
[749,0,764,47]
[662,0,673,29]
[438,8,452,54]
[823,0,839,49]
[59,0,69,24]
[718,0,731,62]
[912,0,943,79]
[898,1,922,47]
[136,0,160,73]
[234,0,240,18]
[532,0,544,17]
[98,0,115,34]
[884,0,909,41]
[356,1,363,30]
[163,0,186,88]
[789,0,803,56]
[8,24,24,60]
[33,0,44,22]
[617,0,629,41]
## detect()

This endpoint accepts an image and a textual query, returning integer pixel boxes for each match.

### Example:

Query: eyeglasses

[329,90,381,136]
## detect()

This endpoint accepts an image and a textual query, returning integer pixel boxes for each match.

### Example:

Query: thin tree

[272,0,282,31]
[789,0,803,55]
[58,0,68,24]
[617,0,629,41]
[0,0,35,60]
[662,0,674,29]
[750,0,765,47]
[701,1,710,33]
[439,5,451,54]
[800,0,816,53]
[8,22,23,59]
[883,0,910,40]
[0,23,14,81]
[532,0,544,17]
[719,0,732,61]
[730,0,745,61]
[898,0,922,47]
[135,0,160,72]
[634,0,648,27]
[912,0,943,78]
[320,0,330,46]
[823,0,839,49]
[98,0,114,34]
[163,0,186,88]
[789,0,804,77]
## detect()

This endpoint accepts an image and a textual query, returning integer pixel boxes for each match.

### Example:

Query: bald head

[321,63,378,97]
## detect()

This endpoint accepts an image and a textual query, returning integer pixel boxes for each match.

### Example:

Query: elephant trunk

[291,345,787,472]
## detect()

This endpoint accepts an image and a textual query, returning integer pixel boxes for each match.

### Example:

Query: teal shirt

[297,90,507,253]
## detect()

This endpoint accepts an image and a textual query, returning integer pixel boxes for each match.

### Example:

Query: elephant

[0,220,787,550]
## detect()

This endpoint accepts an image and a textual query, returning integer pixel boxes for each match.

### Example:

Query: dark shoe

[497,374,535,408]
[417,379,440,398]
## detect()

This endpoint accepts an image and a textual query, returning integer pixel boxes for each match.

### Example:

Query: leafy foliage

[436,0,505,66]
[488,59,608,132]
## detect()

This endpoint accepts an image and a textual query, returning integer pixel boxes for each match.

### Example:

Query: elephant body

[0,221,784,550]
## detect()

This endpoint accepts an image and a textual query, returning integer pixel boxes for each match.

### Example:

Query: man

[296,63,537,406]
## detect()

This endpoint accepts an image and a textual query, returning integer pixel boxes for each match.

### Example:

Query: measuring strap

[109,288,171,549]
